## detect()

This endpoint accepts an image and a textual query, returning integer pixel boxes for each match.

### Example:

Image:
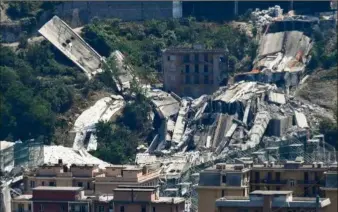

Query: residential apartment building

[12,187,91,212]
[162,46,227,98]
[24,160,161,195]
[12,185,185,212]
[197,159,338,212]
[113,185,185,212]
[216,190,331,212]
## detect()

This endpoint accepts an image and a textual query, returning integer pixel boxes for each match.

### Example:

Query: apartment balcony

[250,179,288,185]
[56,172,73,177]
[297,180,325,185]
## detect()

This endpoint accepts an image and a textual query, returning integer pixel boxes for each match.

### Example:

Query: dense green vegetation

[0,42,86,143]
[308,26,337,70]
[92,88,152,164]
[6,1,60,20]
[82,18,258,76]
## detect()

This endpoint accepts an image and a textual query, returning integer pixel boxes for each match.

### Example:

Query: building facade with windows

[162,47,227,98]
[216,190,332,212]
[197,160,338,212]
[12,186,185,212]
[113,185,185,212]
[23,160,161,195]
[12,187,91,212]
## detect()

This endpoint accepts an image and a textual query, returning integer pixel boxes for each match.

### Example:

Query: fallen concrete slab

[39,16,103,79]
[294,111,309,128]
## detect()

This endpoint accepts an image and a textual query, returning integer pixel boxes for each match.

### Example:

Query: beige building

[24,160,160,195]
[162,47,226,97]
[113,185,185,212]
[216,190,331,212]
[12,185,185,212]
[197,160,338,212]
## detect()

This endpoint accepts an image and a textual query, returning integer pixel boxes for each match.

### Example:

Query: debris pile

[72,95,125,151]
[251,5,283,27]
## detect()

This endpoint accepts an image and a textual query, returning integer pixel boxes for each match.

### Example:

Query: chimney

[264,161,268,167]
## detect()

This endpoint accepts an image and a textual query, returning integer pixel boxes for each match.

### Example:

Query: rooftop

[216,190,331,208]
[33,186,83,191]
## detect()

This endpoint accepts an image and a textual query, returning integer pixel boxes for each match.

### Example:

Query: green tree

[93,121,139,164]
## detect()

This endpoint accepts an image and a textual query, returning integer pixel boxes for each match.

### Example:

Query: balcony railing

[251,179,287,184]
[297,180,325,185]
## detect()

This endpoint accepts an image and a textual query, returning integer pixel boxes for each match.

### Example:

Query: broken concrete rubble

[72,95,125,151]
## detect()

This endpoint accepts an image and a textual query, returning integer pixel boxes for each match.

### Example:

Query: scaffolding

[13,138,44,169]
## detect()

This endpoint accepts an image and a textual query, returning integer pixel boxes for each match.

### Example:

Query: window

[267,172,272,181]
[194,76,199,84]
[204,65,208,72]
[204,53,208,62]
[255,186,260,191]
[290,179,295,187]
[77,182,83,187]
[312,186,317,195]
[49,181,56,186]
[204,76,209,84]
[267,186,270,190]
[141,205,146,212]
[40,205,44,212]
[222,175,227,184]
[276,186,281,191]
[98,206,105,212]
[120,206,125,212]
[194,54,199,62]
[60,205,66,212]
[167,56,170,61]
[185,65,190,73]
[194,64,199,73]
[87,182,90,189]
[255,172,260,183]
[30,181,35,188]
[276,172,281,182]
[41,181,45,186]
[304,172,309,183]
[184,54,190,62]
[221,190,225,196]
[185,75,190,84]
[153,207,156,212]
[28,204,31,211]
[18,204,24,212]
